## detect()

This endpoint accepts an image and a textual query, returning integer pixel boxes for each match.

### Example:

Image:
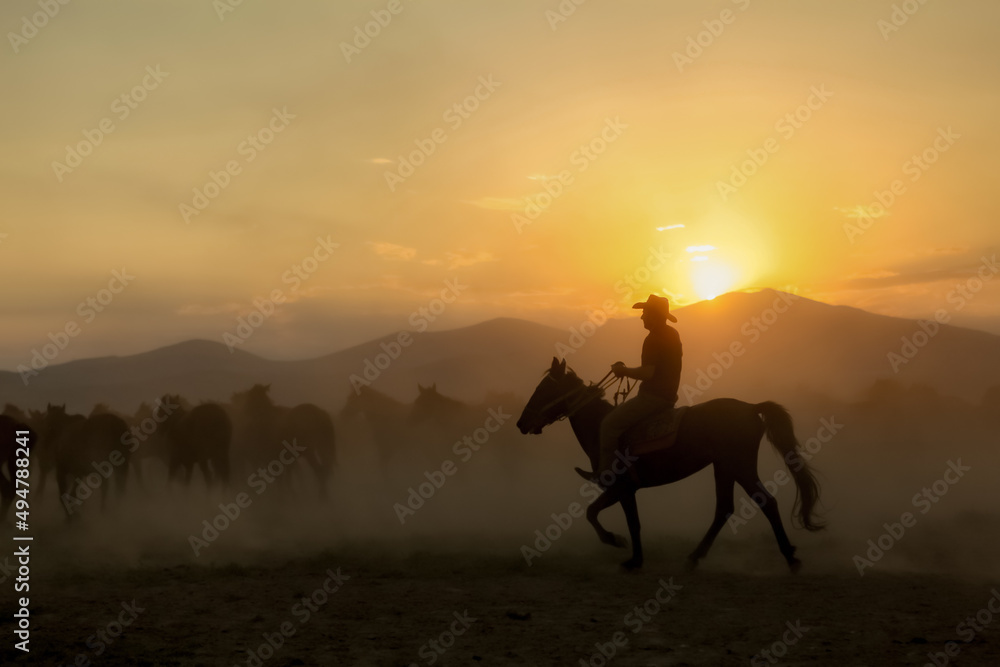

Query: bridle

[532,367,636,426]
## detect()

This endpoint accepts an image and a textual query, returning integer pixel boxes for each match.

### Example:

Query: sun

[691,260,737,300]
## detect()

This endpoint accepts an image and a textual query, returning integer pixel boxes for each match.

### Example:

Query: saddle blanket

[621,406,689,457]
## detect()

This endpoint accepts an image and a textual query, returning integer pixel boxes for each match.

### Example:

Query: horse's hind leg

[688,467,736,569]
[587,488,627,549]
[620,492,643,570]
[737,476,800,573]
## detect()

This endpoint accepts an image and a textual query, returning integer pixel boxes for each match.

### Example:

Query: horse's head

[89,403,112,417]
[410,383,448,424]
[232,384,273,412]
[517,357,587,435]
[44,403,68,424]
[339,387,367,419]
[3,403,28,423]
[154,394,188,426]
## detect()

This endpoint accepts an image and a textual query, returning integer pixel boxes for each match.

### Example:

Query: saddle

[620,405,688,457]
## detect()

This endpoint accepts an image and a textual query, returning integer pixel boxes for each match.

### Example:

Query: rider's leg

[595,394,666,482]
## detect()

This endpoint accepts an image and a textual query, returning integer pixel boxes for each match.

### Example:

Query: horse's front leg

[587,488,627,548]
[619,491,643,570]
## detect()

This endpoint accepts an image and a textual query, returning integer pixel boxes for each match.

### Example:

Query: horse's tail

[755,401,824,532]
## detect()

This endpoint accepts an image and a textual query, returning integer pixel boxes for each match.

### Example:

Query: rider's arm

[612,362,654,381]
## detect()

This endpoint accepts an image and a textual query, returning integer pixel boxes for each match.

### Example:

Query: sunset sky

[2,0,998,368]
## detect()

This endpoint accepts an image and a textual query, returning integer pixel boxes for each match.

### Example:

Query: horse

[0,415,35,521]
[158,395,232,488]
[340,385,411,473]
[230,385,335,496]
[516,358,823,571]
[121,400,174,490]
[42,405,131,518]
[410,383,523,475]
[28,404,62,499]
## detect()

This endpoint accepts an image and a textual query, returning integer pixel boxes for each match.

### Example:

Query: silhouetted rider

[580,294,682,485]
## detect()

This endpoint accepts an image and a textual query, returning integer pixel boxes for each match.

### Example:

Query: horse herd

[0,384,336,521]
[0,381,521,523]
[2,359,828,571]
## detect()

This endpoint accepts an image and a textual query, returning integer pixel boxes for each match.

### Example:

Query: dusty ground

[3,533,998,667]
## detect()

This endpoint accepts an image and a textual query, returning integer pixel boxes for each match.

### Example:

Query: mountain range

[3,289,997,414]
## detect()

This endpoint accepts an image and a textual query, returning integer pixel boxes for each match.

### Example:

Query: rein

[538,368,635,424]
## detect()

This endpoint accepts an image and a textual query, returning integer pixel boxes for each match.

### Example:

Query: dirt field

[3,530,999,667]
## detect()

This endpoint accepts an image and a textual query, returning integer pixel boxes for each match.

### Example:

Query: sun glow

[691,260,737,300]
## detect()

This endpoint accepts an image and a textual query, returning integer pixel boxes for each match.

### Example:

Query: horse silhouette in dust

[39,404,131,519]
[340,386,411,472]
[516,358,823,571]
[230,384,335,496]
[0,414,35,521]
[410,383,522,475]
[157,395,232,488]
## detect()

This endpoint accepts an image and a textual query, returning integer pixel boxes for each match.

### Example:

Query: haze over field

[1,0,999,369]
[3,1,999,665]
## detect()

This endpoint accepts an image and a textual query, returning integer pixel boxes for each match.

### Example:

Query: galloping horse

[340,386,411,472]
[411,384,524,475]
[230,385,335,496]
[42,405,131,518]
[158,395,232,488]
[516,358,823,571]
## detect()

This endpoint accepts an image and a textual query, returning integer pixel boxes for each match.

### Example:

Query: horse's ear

[558,359,567,374]
[550,357,560,373]
[417,383,426,393]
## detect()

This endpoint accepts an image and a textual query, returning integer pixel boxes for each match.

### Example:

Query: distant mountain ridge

[2,290,997,413]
